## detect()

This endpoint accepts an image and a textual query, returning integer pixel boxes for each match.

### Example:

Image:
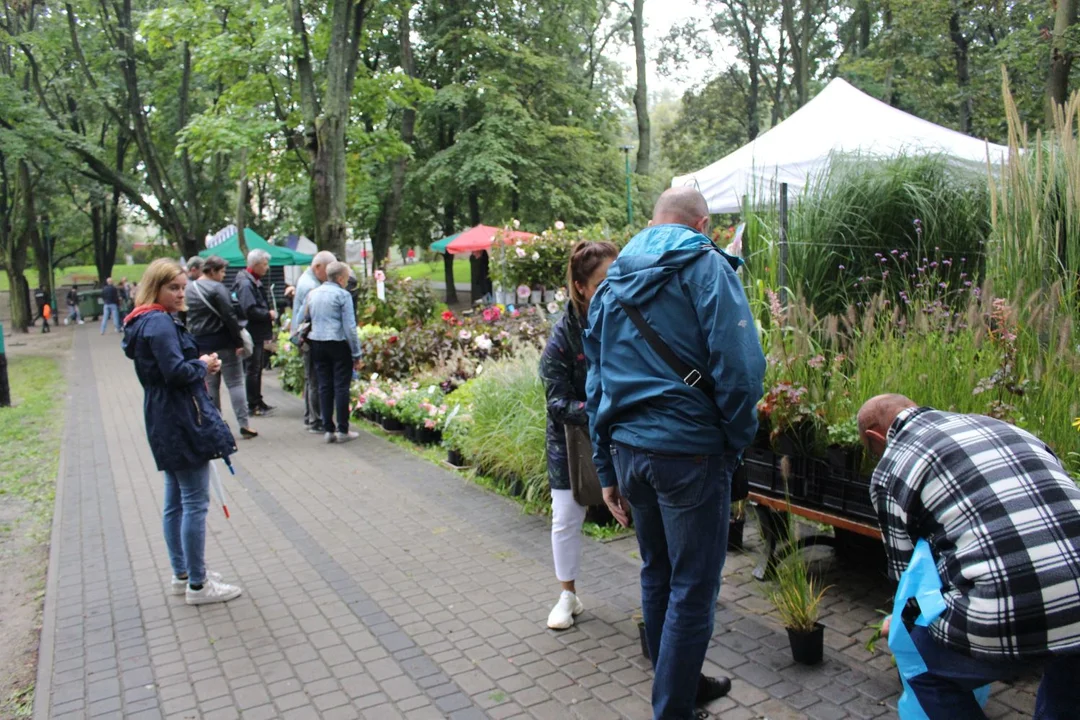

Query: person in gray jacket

[291,250,337,433]
[186,255,257,439]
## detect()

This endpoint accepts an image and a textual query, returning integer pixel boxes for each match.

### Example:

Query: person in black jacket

[186,255,257,439]
[100,277,121,334]
[122,258,242,606]
[66,285,84,325]
[232,249,277,416]
[539,240,618,630]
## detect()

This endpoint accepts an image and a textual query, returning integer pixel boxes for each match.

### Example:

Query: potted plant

[826,416,863,475]
[766,541,830,665]
[441,403,471,467]
[632,610,650,662]
[728,500,747,551]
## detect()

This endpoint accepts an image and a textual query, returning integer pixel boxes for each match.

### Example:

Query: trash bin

[77,288,104,321]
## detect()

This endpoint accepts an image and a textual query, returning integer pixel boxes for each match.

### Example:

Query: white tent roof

[671,78,1011,214]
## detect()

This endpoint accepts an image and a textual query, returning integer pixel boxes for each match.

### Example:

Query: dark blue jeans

[612,443,736,720]
[908,626,1080,719]
[312,340,353,433]
[911,626,1080,720]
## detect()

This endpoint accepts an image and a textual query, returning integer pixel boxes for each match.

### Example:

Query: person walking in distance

[540,240,618,630]
[232,249,276,416]
[584,187,766,720]
[858,395,1080,719]
[122,259,242,605]
[186,255,258,440]
[100,277,122,334]
[306,261,362,444]
[66,284,84,325]
[291,251,337,434]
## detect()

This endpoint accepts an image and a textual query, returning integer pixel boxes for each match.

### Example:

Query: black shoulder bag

[616,299,748,502]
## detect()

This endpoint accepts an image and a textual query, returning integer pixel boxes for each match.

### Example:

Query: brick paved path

[33,329,1034,720]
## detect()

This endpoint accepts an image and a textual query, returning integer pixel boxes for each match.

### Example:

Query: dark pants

[908,625,1080,719]
[302,348,322,428]
[612,443,736,720]
[244,342,265,410]
[312,340,352,434]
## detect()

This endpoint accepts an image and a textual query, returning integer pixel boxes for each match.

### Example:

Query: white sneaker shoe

[336,430,360,443]
[170,570,223,596]
[185,578,243,606]
[324,431,336,444]
[546,590,584,630]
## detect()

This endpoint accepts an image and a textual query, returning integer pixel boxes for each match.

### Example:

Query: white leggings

[551,489,588,583]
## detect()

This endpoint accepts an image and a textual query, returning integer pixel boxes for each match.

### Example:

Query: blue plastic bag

[888,539,990,719]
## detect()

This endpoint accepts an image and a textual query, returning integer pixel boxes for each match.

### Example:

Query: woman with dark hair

[122,259,242,606]
[186,255,257,439]
[539,240,619,630]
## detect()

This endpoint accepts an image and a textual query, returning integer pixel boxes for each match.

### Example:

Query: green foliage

[355,276,441,330]
[766,528,831,632]
[455,349,550,505]
[270,327,306,395]
[746,155,991,314]
[826,416,860,448]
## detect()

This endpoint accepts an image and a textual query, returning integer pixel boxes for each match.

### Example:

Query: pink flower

[373,269,386,282]
[516,285,531,299]
[424,419,436,429]
[554,220,565,230]
[515,247,527,258]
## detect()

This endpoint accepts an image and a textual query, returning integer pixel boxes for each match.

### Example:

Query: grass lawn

[0,264,149,292]
[393,259,472,285]
[0,355,66,719]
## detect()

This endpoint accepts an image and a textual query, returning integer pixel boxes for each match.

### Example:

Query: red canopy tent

[445,225,535,254]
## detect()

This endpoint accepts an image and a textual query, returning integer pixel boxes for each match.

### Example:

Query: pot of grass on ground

[766,541,830,665]
[632,610,650,663]
[728,500,747,551]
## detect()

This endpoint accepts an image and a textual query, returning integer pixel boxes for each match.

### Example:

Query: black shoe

[239,427,258,439]
[307,424,326,434]
[694,710,712,720]
[695,675,731,706]
[250,406,273,417]
[257,402,275,412]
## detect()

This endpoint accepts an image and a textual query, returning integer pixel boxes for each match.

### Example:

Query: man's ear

[865,428,888,457]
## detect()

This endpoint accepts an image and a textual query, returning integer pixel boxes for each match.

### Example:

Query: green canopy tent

[429,233,461,254]
[199,228,313,266]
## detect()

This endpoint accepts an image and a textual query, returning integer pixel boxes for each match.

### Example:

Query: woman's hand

[200,353,222,374]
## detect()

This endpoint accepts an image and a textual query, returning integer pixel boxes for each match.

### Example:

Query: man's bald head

[312,250,337,281]
[652,187,710,233]
[857,394,918,458]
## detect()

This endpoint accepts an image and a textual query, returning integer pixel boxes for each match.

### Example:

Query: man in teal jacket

[585,187,766,720]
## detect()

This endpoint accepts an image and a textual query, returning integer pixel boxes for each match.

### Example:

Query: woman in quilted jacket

[539,240,618,630]
[122,259,243,606]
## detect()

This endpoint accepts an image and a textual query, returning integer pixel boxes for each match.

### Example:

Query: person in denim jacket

[122,259,242,606]
[540,241,619,630]
[306,261,362,443]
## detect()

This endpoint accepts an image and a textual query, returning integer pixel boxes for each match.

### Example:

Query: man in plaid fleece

[858,394,1080,719]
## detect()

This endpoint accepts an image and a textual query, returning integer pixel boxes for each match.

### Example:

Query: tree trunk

[371,6,417,270]
[31,218,53,306]
[235,147,250,258]
[442,202,457,304]
[631,0,650,176]
[949,12,972,134]
[747,55,760,140]
[1048,0,1078,125]
[468,190,481,226]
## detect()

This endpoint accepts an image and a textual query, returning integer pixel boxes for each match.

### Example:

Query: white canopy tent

[671,78,1011,214]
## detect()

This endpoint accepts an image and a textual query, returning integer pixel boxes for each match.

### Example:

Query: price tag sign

[376,279,386,301]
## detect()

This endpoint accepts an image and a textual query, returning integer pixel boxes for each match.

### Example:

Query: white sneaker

[336,430,360,443]
[170,570,223,596]
[324,431,336,444]
[185,578,243,606]
[546,590,584,630]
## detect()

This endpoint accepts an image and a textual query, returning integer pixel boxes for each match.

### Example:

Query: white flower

[546,301,559,314]
[458,329,472,341]
[554,289,566,302]
[474,334,493,351]
[427,385,436,394]
[370,373,379,381]
[554,220,565,230]
[476,364,484,375]
[512,218,521,228]
[531,252,539,261]
[516,247,526,258]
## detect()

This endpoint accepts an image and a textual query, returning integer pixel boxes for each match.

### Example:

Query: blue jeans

[908,626,1080,720]
[612,443,736,720]
[100,303,120,333]
[163,464,210,585]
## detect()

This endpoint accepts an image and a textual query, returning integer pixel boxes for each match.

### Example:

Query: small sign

[376,280,385,301]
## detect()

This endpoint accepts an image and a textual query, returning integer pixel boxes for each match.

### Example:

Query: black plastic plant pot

[447,449,466,467]
[827,445,862,475]
[418,428,436,445]
[637,621,650,663]
[382,417,402,431]
[787,623,824,665]
[728,519,745,551]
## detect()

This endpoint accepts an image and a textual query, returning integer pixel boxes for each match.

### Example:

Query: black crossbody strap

[617,299,715,397]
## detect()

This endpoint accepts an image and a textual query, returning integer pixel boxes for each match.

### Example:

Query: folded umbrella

[210,460,231,519]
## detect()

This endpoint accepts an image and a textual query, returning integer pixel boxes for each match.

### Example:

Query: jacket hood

[606,224,742,305]
[122,309,165,359]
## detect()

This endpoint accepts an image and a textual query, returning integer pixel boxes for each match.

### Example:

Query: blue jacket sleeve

[688,253,766,453]
[584,294,617,489]
[146,315,207,388]
[340,291,361,359]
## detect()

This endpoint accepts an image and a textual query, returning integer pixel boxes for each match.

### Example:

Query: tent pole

[778,182,789,307]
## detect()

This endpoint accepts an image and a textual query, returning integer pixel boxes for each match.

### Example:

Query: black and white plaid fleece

[870,407,1080,659]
